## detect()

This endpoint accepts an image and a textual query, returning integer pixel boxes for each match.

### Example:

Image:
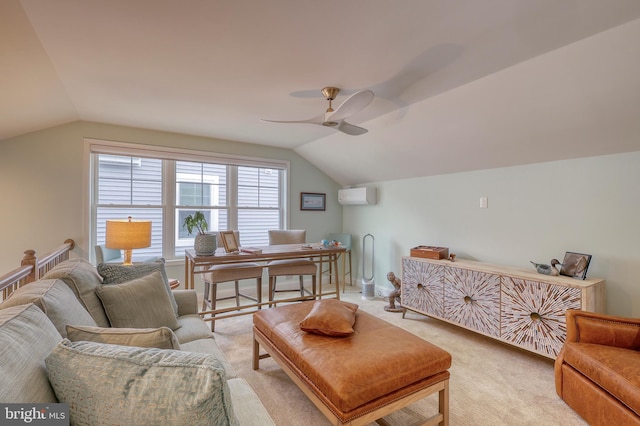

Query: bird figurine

[530,259,562,276]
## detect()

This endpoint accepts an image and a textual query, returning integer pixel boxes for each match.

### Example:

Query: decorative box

[410,246,449,260]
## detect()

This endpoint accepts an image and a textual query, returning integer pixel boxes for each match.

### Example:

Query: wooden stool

[203,263,262,332]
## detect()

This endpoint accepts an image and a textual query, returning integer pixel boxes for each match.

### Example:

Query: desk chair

[95,245,122,264]
[203,231,262,331]
[326,233,352,292]
[267,230,316,303]
[95,244,162,264]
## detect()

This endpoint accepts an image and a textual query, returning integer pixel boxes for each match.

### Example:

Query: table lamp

[105,216,152,265]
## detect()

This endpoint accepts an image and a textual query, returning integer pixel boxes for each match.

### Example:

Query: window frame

[85,138,289,263]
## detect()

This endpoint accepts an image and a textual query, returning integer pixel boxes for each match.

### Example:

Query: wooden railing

[0,239,75,301]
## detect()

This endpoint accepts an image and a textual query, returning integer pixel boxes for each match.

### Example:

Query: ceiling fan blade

[338,121,368,136]
[261,113,324,125]
[328,89,374,122]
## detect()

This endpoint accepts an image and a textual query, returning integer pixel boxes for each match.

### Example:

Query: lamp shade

[105,217,152,250]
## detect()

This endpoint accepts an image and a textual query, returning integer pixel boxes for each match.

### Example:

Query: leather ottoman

[253,301,451,425]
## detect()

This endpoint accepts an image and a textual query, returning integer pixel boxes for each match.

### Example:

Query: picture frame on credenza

[560,252,592,280]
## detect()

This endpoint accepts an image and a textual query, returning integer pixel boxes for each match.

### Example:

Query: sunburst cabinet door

[401,258,444,317]
[444,267,501,337]
[501,277,582,358]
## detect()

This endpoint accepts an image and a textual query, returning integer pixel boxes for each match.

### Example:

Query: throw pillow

[46,340,238,426]
[42,258,111,327]
[299,299,359,337]
[0,278,97,337]
[96,271,180,330]
[0,304,62,402]
[97,260,178,316]
[66,324,181,350]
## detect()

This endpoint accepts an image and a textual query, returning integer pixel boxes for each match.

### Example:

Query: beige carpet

[211,287,587,425]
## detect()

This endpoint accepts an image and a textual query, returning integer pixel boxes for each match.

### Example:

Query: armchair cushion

[46,340,239,426]
[0,278,97,337]
[66,324,181,350]
[96,271,180,330]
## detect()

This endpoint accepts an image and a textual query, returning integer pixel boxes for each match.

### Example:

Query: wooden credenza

[401,257,606,359]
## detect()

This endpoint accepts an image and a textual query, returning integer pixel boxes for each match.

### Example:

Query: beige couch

[0,258,273,425]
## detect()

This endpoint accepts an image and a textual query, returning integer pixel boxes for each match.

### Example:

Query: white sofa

[0,258,273,425]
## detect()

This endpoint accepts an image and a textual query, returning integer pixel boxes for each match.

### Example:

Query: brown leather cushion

[563,341,640,416]
[574,314,640,350]
[254,301,451,413]
[299,299,358,337]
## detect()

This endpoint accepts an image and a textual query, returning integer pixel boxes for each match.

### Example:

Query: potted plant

[183,211,217,255]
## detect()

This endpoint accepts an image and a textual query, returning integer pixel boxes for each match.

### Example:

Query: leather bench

[253,301,452,425]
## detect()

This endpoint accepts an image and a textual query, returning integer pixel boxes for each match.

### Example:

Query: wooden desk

[184,244,345,299]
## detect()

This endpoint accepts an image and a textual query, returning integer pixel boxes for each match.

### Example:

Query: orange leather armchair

[555,309,640,425]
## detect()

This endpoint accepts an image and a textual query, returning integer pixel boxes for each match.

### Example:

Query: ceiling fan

[261,87,374,136]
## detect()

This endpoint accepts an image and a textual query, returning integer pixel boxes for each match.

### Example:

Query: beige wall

[344,151,640,317]
[0,121,342,285]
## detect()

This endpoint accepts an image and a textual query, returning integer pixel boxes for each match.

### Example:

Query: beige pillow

[66,324,180,350]
[96,271,180,330]
[0,304,62,402]
[300,299,359,337]
[0,279,97,337]
[97,260,178,316]
[42,258,110,327]
[46,340,238,426]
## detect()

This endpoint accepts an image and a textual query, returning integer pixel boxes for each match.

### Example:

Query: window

[89,140,288,261]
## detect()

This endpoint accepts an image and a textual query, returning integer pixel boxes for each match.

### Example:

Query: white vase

[194,233,217,255]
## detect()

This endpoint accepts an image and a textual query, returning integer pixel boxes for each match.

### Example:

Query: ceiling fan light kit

[261,87,374,135]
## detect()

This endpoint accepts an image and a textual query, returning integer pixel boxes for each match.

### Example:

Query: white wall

[0,121,342,287]
[344,151,640,317]
[3,121,638,317]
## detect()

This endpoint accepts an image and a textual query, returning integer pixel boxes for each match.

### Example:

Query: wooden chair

[203,231,262,331]
[267,230,316,303]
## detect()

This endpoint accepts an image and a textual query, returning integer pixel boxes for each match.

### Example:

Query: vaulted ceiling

[3,1,640,185]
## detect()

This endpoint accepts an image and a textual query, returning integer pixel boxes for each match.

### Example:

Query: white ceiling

[3,0,640,185]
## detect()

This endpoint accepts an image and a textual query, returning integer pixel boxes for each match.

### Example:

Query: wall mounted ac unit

[338,187,377,205]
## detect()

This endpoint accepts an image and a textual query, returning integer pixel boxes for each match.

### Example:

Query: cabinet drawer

[444,267,501,337]
[401,258,444,317]
[501,277,582,357]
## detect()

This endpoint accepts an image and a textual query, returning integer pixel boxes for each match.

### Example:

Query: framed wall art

[220,231,239,253]
[559,252,592,280]
[300,192,326,211]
